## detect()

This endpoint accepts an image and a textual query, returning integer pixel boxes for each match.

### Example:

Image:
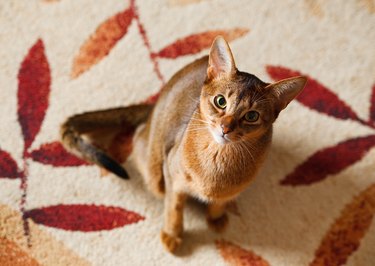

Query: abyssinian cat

[61,36,306,253]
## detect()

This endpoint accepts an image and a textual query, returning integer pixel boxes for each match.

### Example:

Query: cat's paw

[207,213,229,233]
[160,231,182,253]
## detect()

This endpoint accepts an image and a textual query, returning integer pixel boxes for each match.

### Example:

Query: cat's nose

[221,116,235,135]
[221,125,233,135]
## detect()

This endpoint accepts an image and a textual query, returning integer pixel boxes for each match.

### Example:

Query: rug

[1,0,375,265]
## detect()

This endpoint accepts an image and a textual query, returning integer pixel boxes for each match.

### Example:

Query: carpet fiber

[1,0,375,265]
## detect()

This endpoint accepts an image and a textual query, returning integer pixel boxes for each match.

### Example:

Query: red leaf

[29,142,89,167]
[281,135,375,186]
[0,150,23,179]
[370,83,375,123]
[216,239,270,266]
[266,66,360,121]
[25,204,144,231]
[154,28,249,59]
[310,184,375,266]
[18,39,51,153]
[71,7,134,78]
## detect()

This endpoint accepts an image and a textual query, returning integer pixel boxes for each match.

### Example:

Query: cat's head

[200,36,307,145]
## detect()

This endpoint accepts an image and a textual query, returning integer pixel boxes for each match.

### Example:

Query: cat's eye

[214,95,227,109]
[244,111,259,122]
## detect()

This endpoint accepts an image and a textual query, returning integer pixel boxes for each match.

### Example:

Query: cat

[61,36,306,253]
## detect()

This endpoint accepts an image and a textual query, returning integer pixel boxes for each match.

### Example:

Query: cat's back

[148,56,208,150]
[158,56,208,107]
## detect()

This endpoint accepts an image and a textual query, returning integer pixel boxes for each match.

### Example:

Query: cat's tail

[60,104,153,179]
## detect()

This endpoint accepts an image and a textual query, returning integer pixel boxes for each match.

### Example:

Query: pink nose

[221,116,235,135]
[221,125,233,135]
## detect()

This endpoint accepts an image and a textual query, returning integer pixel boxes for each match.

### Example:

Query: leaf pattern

[17,39,51,153]
[310,184,375,266]
[0,237,40,266]
[216,239,270,266]
[24,204,145,232]
[153,29,249,59]
[0,150,23,179]
[71,7,134,78]
[1,1,374,264]
[29,142,89,167]
[266,66,360,121]
[281,135,375,186]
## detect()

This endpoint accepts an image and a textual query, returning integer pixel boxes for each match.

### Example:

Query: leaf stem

[356,117,375,130]
[131,0,165,85]
[20,159,31,247]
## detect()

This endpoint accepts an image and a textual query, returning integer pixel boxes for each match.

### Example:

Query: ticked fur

[132,37,306,252]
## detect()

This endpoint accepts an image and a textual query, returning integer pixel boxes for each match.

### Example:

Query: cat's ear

[267,76,307,115]
[207,36,236,80]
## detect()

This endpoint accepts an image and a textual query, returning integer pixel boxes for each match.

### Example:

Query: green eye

[244,111,259,122]
[214,95,227,109]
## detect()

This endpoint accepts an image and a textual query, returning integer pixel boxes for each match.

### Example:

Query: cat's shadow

[175,199,222,257]
[115,163,222,256]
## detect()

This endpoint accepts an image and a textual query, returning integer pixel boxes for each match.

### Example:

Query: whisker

[187,94,200,103]
[239,137,255,163]
[254,98,272,105]
[187,127,207,130]
[190,118,210,125]
[185,129,207,133]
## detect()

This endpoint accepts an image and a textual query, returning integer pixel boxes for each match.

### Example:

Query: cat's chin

[209,129,231,145]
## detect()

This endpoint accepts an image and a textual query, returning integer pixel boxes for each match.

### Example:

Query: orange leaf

[0,237,40,266]
[71,7,134,78]
[154,29,249,59]
[216,239,270,266]
[310,184,375,266]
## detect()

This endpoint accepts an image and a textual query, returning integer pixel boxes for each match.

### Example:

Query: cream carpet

[1,0,375,265]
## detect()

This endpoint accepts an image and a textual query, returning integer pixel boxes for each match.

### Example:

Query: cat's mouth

[209,128,232,145]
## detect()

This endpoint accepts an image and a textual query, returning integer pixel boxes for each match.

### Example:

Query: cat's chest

[178,140,259,201]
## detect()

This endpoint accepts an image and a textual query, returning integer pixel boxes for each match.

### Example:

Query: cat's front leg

[161,191,186,253]
[206,201,229,233]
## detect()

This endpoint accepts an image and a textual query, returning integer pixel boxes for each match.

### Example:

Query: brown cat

[61,36,306,253]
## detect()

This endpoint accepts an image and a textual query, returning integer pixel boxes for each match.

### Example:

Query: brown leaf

[310,184,375,266]
[154,29,249,59]
[0,237,40,266]
[0,204,90,265]
[71,7,134,78]
[216,239,270,266]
